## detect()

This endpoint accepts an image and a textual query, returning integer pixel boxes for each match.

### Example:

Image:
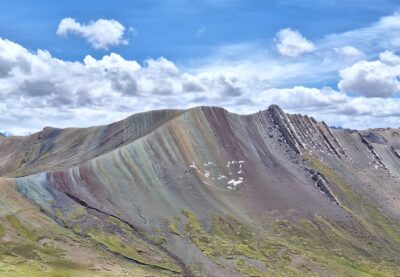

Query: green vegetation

[308,156,400,248]
[180,210,302,275]
[0,213,90,276]
[86,216,182,275]
[172,203,400,276]
[3,152,400,276]
[0,223,4,238]
[89,232,149,262]
[5,215,38,241]
[24,144,39,164]
[0,210,179,277]
[236,258,271,277]
[166,217,181,236]
[150,235,167,245]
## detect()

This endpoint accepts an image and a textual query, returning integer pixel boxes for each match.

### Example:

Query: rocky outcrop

[360,133,390,171]
[267,105,351,160]
[268,105,305,154]
[307,169,339,205]
[392,146,400,159]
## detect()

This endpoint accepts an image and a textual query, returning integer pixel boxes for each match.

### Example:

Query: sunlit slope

[2,105,400,276]
[0,109,182,177]
[0,178,183,277]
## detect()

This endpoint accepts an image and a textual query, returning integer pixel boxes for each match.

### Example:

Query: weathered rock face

[268,105,350,160]
[1,105,400,276]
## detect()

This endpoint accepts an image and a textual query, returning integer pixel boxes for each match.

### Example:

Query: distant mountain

[0,131,13,137]
[0,105,400,276]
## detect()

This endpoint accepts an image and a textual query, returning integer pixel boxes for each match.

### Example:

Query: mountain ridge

[2,104,399,177]
[1,104,400,276]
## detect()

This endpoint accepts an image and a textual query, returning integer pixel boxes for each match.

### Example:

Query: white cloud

[193,12,400,92]
[5,10,400,134]
[200,12,400,91]
[258,86,347,110]
[1,35,400,135]
[255,86,400,129]
[56,18,128,50]
[338,51,400,98]
[0,37,259,134]
[379,51,400,66]
[275,28,315,58]
[323,13,400,55]
[334,46,364,59]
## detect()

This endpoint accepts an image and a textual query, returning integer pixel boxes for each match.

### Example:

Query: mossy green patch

[0,239,93,277]
[307,156,400,249]
[66,206,87,221]
[83,215,182,274]
[236,258,269,277]
[150,235,167,245]
[167,220,181,236]
[88,231,181,274]
[176,208,400,276]
[89,232,144,262]
[4,215,37,241]
[180,210,295,275]
[0,223,4,238]
[0,218,174,277]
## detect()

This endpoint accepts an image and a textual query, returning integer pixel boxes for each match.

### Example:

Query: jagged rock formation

[1,105,400,276]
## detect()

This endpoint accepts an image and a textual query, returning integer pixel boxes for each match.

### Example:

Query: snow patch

[217,175,228,180]
[186,159,246,190]
[227,177,243,190]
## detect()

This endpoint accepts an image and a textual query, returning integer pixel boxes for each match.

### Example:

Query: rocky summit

[0,105,400,276]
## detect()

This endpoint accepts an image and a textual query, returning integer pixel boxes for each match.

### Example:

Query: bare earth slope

[0,109,182,177]
[1,105,400,276]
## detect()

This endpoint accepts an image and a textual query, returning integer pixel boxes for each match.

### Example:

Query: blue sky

[1,0,397,62]
[1,0,400,134]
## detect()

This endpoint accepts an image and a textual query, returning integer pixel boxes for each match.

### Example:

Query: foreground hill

[1,105,400,276]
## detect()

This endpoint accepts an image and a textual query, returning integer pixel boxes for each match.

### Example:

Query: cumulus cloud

[255,86,400,129]
[2,32,400,134]
[275,28,315,58]
[338,51,400,98]
[258,86,347,110]
[56,18,129,50]
[0,37,256,134]
[207,13,400,90]
[379,51,400,66]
